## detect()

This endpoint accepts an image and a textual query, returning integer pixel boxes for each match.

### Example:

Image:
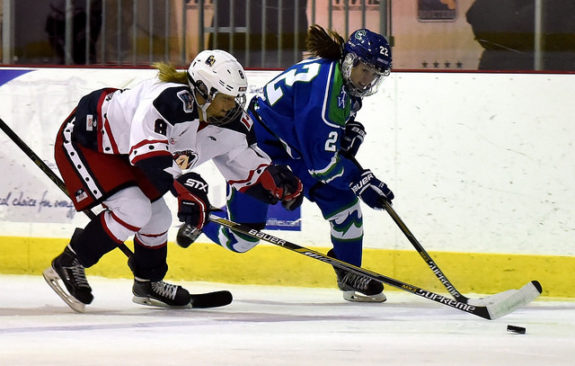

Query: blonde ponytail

[153,62,188,85]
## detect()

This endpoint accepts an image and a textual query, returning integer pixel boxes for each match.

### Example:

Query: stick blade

[469,280,542,320]
[190,290,233,308]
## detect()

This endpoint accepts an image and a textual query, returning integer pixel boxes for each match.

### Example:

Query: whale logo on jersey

[337,87,348,109]
[173,149,198,170]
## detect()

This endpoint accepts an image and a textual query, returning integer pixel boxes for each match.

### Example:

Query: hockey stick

[381,200,471,302]
[208,215,541,320]
[345,153,473,303]
[0,117,134,257]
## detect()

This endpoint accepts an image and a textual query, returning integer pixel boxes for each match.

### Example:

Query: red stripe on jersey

[110,210,141,232]
[103,117,120,154]
[240,114,253,129]
[100,214,124,244]
[130,149,172,165]
[96,100,105,151]
[96,89,119,153]
[229,163,269,186]
[139,231,168,238]
[129,139,169,153]
[129,139,171,164]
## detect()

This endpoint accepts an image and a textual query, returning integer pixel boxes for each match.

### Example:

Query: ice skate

[43,245,94,313]
[132,277,192,308]
[327,249,386,303]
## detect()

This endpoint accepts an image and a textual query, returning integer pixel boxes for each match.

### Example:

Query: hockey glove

[349,169,394,209]
[172,172,210,229]
[340,120,366,157]
[242,165,304,210]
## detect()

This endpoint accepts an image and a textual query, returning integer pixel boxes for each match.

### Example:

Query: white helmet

[187,49,248,125]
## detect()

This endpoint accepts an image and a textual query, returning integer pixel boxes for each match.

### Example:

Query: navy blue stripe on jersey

[153,86,199,125]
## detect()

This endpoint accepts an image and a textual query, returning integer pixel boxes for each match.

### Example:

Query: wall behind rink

[0,68,574,258]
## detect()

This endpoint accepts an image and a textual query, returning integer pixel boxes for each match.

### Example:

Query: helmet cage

[207,93,247,126]
[188,76,247,126]
[342,52,389,97]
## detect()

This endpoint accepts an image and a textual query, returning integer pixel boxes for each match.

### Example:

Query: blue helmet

[342,29,392,97]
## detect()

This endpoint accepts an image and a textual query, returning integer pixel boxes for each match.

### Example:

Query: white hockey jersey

[77,77,271,192]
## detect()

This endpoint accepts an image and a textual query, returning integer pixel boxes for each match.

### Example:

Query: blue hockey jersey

[253,57,362,191]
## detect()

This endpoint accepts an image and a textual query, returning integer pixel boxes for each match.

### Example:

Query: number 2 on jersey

[324,131,338,152]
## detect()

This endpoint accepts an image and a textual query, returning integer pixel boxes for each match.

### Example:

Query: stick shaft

[0,117,133,258]
[345,153,467,302]
[209,216,490,319]
[382,200,468,302]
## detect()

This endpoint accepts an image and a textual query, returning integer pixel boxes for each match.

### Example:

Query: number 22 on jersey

[265,63,321,105]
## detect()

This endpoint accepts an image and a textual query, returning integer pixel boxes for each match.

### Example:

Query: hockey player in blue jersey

[200,25,394,302]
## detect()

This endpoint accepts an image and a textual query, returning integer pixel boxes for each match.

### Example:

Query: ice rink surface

[1,275,573,366]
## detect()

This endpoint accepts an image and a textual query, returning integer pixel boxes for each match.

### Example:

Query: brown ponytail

[305,24,345,61]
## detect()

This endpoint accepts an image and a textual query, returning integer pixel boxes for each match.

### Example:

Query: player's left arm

[214,115,303,210]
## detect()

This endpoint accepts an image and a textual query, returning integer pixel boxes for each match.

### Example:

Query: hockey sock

[129,237,168,281]
[71,213,123,268]
[202,208,226,245]
[203,221,260,253]
[331,237,363,267]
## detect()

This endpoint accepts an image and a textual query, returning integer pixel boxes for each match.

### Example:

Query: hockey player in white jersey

[43,50,303,312]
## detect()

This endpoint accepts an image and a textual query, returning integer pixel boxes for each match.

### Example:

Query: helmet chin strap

[198,100,212,122]
[194,90,215,122]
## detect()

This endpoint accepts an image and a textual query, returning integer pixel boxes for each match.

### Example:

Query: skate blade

[42,267,86,313]
[343,291,387,303]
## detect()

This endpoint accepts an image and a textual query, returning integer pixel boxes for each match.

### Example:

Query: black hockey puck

[507,325,526,334]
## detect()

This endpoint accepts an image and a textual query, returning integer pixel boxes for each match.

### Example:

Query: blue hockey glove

[340,120,366,157]
[349,169,394,209]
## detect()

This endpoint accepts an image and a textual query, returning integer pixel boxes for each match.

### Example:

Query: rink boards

[1,67,574,298]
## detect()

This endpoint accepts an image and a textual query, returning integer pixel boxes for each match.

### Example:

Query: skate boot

[327,249,386,303]
[43,245,94,312]
[132,277,192,308]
